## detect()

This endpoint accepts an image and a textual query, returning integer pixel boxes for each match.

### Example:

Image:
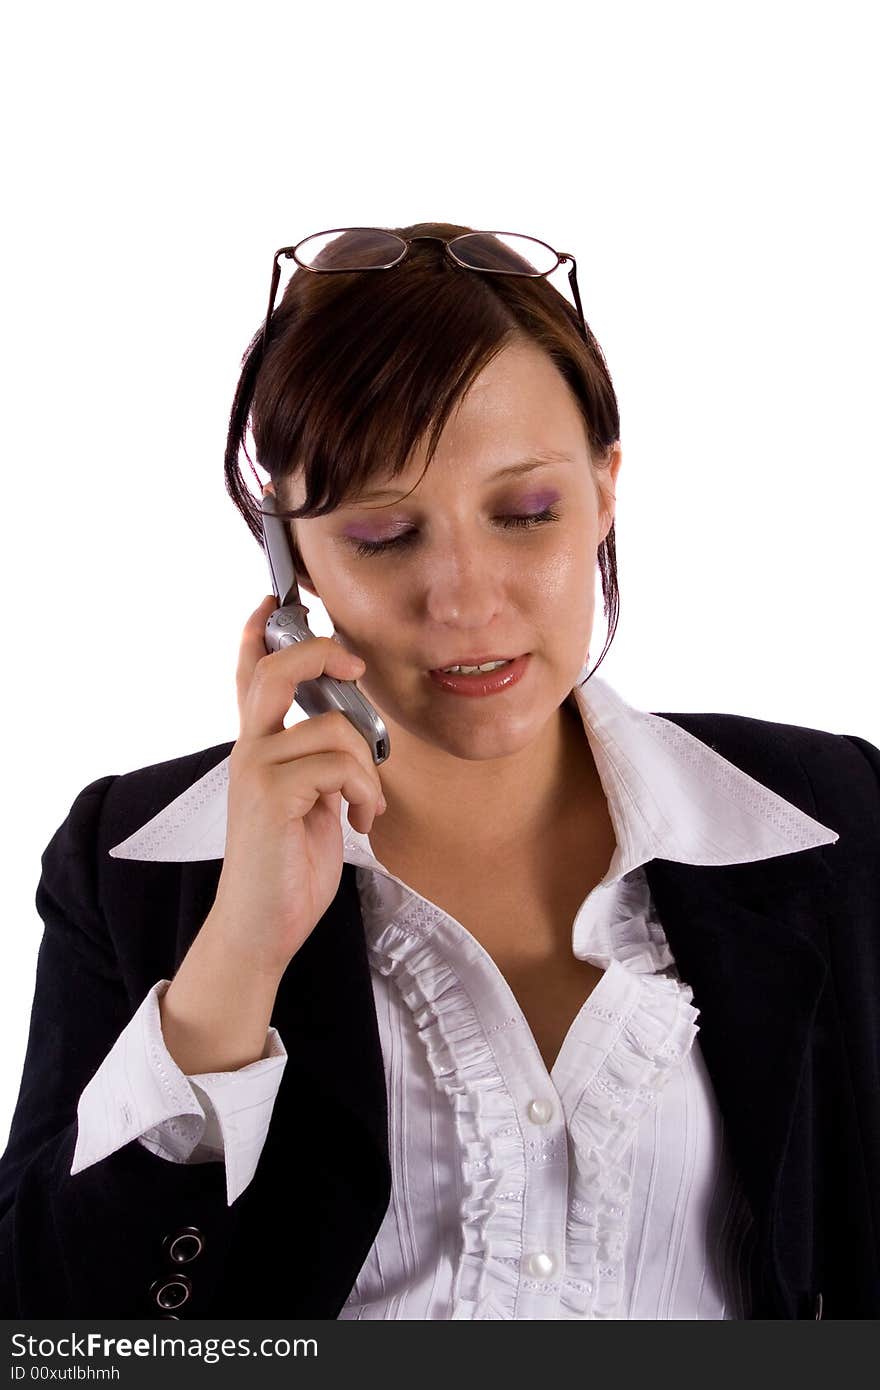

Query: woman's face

[282,339,621,764]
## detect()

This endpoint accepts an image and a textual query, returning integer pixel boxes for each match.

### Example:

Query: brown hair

[223,220,621,678]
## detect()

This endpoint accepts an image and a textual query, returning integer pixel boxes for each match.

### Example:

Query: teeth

[440,659,513,674]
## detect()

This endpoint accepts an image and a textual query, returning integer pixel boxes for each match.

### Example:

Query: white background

[1,0,877,1141]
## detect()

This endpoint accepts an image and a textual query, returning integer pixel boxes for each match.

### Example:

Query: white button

[523,1251,558,1279]
[526,1098,554,1125]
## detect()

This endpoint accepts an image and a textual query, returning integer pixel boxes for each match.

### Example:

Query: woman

[1,223,877,1319]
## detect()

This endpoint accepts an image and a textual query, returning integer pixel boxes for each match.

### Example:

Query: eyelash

[350,507,561,557]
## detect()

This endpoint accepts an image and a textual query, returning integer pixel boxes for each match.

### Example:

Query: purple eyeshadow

[516,489,561,512]
[342,522,405,541]
[341,488,562,542]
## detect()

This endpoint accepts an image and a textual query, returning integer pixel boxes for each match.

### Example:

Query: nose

[421,542,511,630]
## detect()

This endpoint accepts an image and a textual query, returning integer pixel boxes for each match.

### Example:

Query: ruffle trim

[559,967,700,1318]
[365,902,528,1321]
[355,867,700,1323]
[363,888,699,1321]
[574,868,677,975]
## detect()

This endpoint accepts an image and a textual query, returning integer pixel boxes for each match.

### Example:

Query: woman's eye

[351,507,561,558]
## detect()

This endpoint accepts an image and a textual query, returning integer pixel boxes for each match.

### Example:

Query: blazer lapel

[179,857,390,1172]
[270,863,391,1167]
[643,846,831,1311]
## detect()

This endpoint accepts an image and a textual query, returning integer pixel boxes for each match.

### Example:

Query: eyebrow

[350,451,575,504]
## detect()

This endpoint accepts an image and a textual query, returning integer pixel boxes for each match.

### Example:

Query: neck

[369,695,605,866]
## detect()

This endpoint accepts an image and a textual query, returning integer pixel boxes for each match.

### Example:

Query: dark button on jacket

[150,1272,191,1311]
[163,1226,204,1265]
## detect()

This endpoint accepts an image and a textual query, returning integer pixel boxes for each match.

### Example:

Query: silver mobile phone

[260,491,390,765]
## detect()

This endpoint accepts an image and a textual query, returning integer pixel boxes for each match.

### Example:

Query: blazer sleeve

[0,774,256,1317]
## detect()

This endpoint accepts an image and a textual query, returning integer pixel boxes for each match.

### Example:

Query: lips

[429,654,522,671]
[427,652,531,696]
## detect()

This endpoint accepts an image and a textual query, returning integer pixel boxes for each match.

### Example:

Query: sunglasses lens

[294,228,406,271]
[449,233,558,275]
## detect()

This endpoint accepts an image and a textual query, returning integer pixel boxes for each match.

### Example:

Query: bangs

[251,254,524,521]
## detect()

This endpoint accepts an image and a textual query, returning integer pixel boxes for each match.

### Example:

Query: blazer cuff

[71,978,287,1207]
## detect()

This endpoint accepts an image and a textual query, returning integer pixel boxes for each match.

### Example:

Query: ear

[289,524,319,596]
[294,565,320,598]
[288,535,319,598]
[597,442,622,546]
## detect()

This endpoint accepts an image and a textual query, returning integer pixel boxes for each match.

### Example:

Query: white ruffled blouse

[340,854,742,1319]
[73,671,840,1319]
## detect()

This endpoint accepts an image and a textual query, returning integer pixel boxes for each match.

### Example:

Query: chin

[427,728,541,763]
[415,698,556,759]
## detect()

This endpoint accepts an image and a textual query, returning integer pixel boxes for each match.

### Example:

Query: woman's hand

[208,594,386,979]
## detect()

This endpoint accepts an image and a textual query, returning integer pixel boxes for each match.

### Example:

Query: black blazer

[1,708,878,1320]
